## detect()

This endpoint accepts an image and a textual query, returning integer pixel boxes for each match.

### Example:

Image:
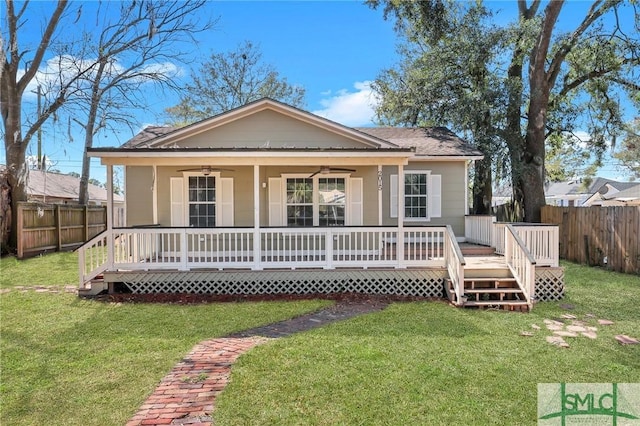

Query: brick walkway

[126,300,388,425]
[126,337,270,426]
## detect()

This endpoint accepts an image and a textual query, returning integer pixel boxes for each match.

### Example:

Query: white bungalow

[79,99,563,309]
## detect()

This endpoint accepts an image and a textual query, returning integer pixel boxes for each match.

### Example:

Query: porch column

[253,165,262,270]
[152,165,158,224]
[397,164,405,268]
[377,164,383,226]
[106,164,114,268]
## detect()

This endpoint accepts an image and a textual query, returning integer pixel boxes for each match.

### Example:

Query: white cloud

[313,81,379,127]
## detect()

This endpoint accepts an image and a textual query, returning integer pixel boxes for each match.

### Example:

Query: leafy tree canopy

[165,41,306,125]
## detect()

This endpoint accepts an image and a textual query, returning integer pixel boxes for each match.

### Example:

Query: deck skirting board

[534,267,565,301]
[105,269,448,297]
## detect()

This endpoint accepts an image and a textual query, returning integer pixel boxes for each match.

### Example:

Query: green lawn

[1,254,639,425]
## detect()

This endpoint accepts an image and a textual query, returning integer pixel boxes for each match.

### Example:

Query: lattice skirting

[534,267,565,301]
[105,269,447,298]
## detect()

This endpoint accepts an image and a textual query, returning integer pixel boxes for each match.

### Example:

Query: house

[0,165,124,206]
[545,177,636,207]
[582,181,640,206]
[80,98,563,309]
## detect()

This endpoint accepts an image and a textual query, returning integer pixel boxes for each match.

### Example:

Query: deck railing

[464,215,496,247]
[493,222,559,267]
[78,226,449,285]
[78,230,110,287]
[504,224,535,306]
[444,225,465,304]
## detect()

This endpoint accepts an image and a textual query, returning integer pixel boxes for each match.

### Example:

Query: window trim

[403,171,431,222]
[282,173,350,227]
[182,171,221,228]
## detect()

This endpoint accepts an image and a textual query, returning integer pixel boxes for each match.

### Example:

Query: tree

[613,118,640,179]
[1,0,71,250]
[61,1,212,205]
[370,0,640,221]
[371,3,508,214]
[1,1,211,249]
[165,41,306,125]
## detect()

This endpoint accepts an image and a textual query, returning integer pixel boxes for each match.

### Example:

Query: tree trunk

[472,157,492,215]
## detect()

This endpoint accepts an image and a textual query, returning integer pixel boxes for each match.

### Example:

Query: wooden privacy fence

[17,202,107,259]
[541,206,640,275]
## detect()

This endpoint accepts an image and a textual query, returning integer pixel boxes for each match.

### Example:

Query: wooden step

[464,277,516,282]
[464,300,528,306]
[464,288,522,294]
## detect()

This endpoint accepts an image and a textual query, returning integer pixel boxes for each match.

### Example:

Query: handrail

[504,224,536,308]
[444,225,465,305]
[78,228,113,288]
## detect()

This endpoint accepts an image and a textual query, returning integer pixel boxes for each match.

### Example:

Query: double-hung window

[188,176,216,227]
[404,172,428,220]
[284,176,347,226]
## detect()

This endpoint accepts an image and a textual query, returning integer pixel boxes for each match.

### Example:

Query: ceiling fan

[177,166,234,176]
[309,166,356,178]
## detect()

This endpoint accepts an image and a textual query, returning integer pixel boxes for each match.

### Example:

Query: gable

[165,109,377,150]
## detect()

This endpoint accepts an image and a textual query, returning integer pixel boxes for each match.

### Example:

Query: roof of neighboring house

[602,183,640,201]
[0,166,124,203]
[355,127,483,157]
[117,99,482,159]
[545,177,637,197]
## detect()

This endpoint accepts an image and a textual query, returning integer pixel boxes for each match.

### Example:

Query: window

[318,178,345,226]
[390,171,441,220]
[286,178,313,226]
[188,176,215,227]
[404,173,428,219]
[284,176,346,226]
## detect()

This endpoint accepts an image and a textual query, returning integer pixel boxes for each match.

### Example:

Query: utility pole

[36,85,43,170]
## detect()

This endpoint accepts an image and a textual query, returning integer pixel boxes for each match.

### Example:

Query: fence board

[17,202,108,258]
[541,205,640,275]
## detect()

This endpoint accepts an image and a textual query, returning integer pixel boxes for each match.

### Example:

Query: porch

[79,219,564,310]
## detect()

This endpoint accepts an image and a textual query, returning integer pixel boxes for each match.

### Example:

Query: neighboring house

[545,177,636,207]
[80,98,563,308]
[583,181,640,206]
[26,169,124,207]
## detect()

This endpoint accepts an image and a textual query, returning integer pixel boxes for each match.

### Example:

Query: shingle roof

[355,127,483,157]
[121,124,482,158]
[546,177,638,197]
[4,168,124,203]
[121,126,176,148]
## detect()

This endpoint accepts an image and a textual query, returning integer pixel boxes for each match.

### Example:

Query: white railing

[78,231,110,287]
[504,224,535,307]
[444,225,465,305]
[79,226,449,286]
[465,215,496,246]
[494,223,559,267]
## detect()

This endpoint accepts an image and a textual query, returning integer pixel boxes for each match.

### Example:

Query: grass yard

[1,254,639,425]
[214,262,640,425]
[0,253,330,425]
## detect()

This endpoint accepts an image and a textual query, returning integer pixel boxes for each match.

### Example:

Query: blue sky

[4,0,637,182]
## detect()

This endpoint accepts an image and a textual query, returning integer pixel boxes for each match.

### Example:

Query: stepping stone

[531,324,541,330]
[582,331,598,339]
[560,313,577,319]
[585,313,596,318]
[615,335,639,345]
[570,320,586,327]
[560,304,575,310]
[586,326,598,332]
[0,289,11,294]
[546,324,564,331]
[566,325,587,332]
[553,330,579,338]
[547,336,570,348]
[598,319,614,325]
[544,319,565,326]
[520,331,534,337]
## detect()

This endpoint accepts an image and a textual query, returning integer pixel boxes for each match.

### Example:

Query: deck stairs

[447,244,530,311]
[78,275,108,297]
